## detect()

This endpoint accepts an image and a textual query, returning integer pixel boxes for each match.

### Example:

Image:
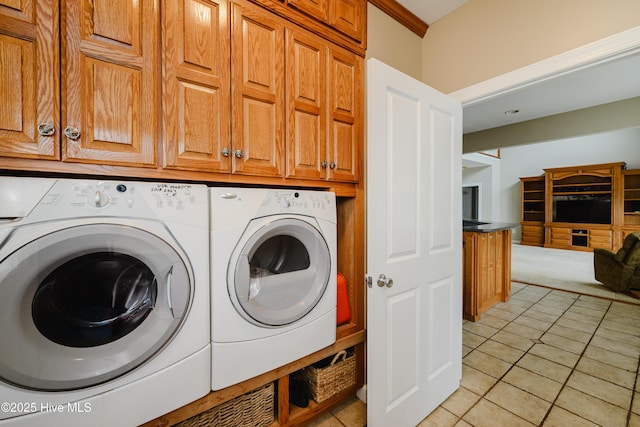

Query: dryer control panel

[211,187,336,227]
[259,190,336,222]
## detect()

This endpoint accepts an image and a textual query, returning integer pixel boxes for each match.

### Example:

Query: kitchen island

[462,221,516,321]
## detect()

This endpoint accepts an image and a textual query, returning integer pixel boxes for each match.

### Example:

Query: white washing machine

[210,187,337,390]
[0,177,210,426]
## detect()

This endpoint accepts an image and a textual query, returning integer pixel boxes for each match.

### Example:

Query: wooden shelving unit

[520,176,545,246]
[544,162,623,251]
[623,169,640,240]
[520,163,640,252]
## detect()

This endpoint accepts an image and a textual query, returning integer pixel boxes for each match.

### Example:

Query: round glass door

[0,223,191,391]
[232,218,331,326]
[32,251,156,348]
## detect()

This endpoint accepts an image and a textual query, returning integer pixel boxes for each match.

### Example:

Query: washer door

[0,224,191,391]
[232,218,331,327]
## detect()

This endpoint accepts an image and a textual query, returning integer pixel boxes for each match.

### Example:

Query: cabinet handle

[221,147,231,157]
[37,123,55,136]
[63,126,81,140]
[234,150,243,158]
[329,161,336,169]
[321,160,327,169]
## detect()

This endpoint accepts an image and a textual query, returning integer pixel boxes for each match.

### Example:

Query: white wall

[462,153,501,221]
[366,3,423,81]
[497,127,640,241]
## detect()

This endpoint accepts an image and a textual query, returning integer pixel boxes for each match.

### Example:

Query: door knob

[377,274,393,288]
[234,149,243,158]
[221,147,231,157]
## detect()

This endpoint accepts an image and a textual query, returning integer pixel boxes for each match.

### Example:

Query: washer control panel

[64,181,200,211]
[26,179,208,226]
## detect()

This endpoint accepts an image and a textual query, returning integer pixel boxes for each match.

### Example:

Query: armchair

[594,231,640,293]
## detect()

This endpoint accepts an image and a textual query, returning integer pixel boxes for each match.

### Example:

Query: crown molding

[368,0,428,37]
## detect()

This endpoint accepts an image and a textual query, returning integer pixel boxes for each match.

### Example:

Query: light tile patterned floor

[307,283,640,427]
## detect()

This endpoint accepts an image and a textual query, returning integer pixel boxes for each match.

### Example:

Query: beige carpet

[511,243,640,305]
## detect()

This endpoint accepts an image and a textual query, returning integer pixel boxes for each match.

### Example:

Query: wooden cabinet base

[463,229,512,322]
[141,331,365,427]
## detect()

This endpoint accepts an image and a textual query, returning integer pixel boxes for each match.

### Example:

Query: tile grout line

[464,284,626,426]
[625,323,640,427]
[536,293,612,426]
[457,285,558,425]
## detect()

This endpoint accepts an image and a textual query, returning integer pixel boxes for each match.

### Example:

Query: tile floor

[307,282,640,427]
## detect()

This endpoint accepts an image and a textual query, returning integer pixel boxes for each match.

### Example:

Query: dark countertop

[462,220,518,233]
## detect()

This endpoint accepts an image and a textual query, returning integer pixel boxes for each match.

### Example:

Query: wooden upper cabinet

[287,0,327,21]
[329,0,364,42]
[62,0,158,167]
[0,0,60,159]
[231,1,285,177]
[283,0,364,45]
[162,0,231,172]
[285,27,360,182]
[327,46,361,182]
[285,28,326,180]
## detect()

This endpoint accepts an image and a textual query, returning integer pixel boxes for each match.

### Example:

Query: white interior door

[366,58,462,427]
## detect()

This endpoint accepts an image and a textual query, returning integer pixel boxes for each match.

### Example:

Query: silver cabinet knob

[221,147,231,157]
[377,274,393,288]
[37,123,55,136]
[63,126,81,140]
[234,150,243,158]
[321,160,327,169]
[329,161,336,169]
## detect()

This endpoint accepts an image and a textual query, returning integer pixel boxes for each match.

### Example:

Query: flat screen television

[552,196,611,224]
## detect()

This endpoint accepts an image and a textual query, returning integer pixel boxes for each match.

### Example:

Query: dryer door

[0,224,191,391]
[232,218,331,326]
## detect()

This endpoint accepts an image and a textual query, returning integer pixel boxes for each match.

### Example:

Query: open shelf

[624,170,640,227]
[520,176,546,246]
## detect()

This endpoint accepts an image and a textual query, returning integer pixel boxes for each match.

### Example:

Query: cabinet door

[549,226,571,247]
[287,0,328,21]
[231,1,284,177]
[162,0,230,172]
[0,0,59,159]
[63,0,158,166]
[327,46,360,182]
[285,28,326,180]
[589,229,613,250]
[329,0,364,42]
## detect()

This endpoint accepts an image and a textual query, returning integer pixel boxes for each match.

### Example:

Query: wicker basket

[175,382,275,427]
[301,350,356,403]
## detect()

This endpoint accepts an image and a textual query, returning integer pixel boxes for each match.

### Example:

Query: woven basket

[175,382,274,427]
[301,350,356,403]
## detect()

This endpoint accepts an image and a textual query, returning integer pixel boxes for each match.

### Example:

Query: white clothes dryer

[210,187,337,390]
[0,177,210,426]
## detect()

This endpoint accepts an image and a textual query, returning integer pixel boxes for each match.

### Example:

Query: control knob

[89,190,110,208]
[279,198,290,208]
